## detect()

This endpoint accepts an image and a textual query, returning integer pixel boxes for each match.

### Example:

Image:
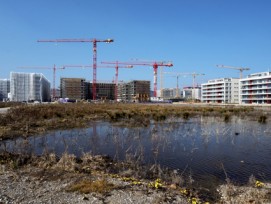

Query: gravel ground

[0,164,189,204]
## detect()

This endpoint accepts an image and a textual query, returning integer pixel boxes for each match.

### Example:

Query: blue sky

[1,0,271,90]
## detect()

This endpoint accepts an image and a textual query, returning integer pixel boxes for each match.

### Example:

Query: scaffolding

[10,72,50,102]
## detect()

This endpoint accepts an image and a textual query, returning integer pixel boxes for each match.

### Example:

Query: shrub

[258,115,267,123]
[182,112,190,120]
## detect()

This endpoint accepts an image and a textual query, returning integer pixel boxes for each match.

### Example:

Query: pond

[1,116,271,190]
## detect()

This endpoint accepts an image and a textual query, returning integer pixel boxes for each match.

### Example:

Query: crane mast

[37,38,114,100]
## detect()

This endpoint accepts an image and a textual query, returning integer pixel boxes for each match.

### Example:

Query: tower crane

[37,38,114,100]
[101,61,173,97]
[216,65,250,79]
[164,72,205,99]
[62,64,133,101]
[191,72,205,89]
[164,72,192,98]
[17,64,65,99]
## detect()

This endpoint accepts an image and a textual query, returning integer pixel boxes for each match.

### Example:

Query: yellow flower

[191,197,198,204]
[132,181,142,185]
[148,178,163,189]
[180,188,188,195]
[255,180,264,188]
[154,178,162,189]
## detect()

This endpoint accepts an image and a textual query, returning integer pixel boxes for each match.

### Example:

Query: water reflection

[1,117,271,186]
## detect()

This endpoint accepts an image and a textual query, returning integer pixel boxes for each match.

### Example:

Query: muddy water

[1,116,271,188]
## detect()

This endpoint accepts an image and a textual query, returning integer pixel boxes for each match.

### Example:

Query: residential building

[240,72,271,104]
[0,79,10,101]
[161,88,178,99]
[118,80,150,102]
[183,86,201,100]
[162,88,183,99]
[10,72,51,102]
[201,78,239,103]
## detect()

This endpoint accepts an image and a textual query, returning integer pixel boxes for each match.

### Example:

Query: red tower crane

[17,64,65,99]
[37,38,114,100]
[101,61,173,97]
[62,64,133,100]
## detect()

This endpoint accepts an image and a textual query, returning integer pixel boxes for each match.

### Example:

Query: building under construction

[10,72,51,102]
[118,80,150,102]
[60,78,88,100]
[60,78,115,101]
[90,82,115,100]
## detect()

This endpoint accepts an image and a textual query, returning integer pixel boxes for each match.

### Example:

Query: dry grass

[218,183,271,204]
[0,103,265,140]
[67,179,115,194]
[0,102,23,108]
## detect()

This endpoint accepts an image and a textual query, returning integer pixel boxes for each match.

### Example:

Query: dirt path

[0,108,9,114]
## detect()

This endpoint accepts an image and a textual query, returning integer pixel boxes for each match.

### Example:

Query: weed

[183,112,190,120]
[56,153,77,171]
[224,113,230,122]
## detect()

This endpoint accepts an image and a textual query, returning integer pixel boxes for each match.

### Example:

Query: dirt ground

[0,153,190,204]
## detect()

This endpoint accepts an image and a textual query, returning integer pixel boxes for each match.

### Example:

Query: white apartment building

[160,88,178,99]
[201,78,239,104]
[240,72,271,104]
[183,86,201,100]
[10,72,51,102]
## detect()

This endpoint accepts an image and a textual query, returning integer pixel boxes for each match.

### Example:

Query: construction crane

[62,64,133,101]
[164,72,192,98]
[101,61,173,97]
[164,72,205,99]
[191,72,205,88]
[216,65,250,79]
[37,38,114,100]
[17,64,65,99]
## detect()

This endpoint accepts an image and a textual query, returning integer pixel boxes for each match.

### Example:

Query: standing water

[1,116,271,189]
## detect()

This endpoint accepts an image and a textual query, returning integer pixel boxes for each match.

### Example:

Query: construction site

[59,77,150,102]
[0,37,269,105]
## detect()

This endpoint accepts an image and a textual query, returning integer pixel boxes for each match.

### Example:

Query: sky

[1,0,271,90]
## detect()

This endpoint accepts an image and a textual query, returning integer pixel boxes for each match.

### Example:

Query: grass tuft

[67,179,115,194]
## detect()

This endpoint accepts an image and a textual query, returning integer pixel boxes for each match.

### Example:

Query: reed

[0,103,266,140]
